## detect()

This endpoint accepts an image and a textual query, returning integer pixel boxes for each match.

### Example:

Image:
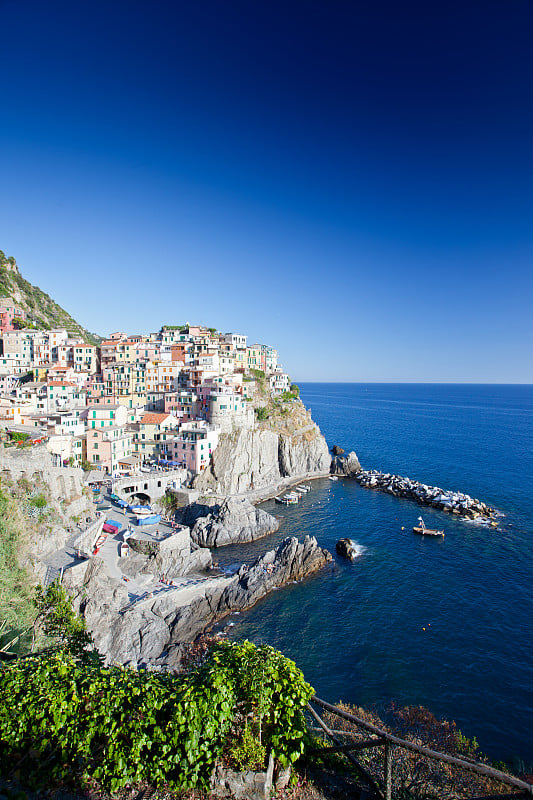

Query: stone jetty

[354,469,497,522]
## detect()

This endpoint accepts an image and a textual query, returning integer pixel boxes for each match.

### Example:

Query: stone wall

[114,469,188,502]
[0,445,87,504]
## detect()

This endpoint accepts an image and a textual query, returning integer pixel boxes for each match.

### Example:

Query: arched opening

[131,491,151,505]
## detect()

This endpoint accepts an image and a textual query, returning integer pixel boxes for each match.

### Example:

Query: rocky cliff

[194,399,331,495]
[70,535,332,668]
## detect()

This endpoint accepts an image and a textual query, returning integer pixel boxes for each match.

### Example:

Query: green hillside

[0,250,101,344]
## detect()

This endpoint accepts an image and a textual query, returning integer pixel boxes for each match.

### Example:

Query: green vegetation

[0,250,101,344]
[8,432,29,443]
[250,368,265,380]
[0,640,313,792]
[0,488,35,646]
[32,581,98,663]
[290,383,300,396]
[226,725,266,771]
[255,406,269,421]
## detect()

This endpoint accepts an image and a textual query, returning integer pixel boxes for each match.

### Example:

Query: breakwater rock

[355,469,497,521]
[184,496,280,547]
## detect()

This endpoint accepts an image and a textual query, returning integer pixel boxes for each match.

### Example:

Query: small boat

[135,513,162,526]
[129,504,152,515]
[413,517,444,537]
[283,494,299,505]
[275,496,285,504]
[329,475,339,481]
[296,485,311,492]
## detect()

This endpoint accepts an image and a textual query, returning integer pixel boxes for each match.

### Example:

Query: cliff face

[194,401,331,495]
[70,535,332,667]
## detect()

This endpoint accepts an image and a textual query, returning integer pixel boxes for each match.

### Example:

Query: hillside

[0,250,101,344]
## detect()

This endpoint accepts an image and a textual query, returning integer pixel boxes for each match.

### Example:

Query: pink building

[0,301,26,332]
[160,422,220,473]
[164,390,207,421]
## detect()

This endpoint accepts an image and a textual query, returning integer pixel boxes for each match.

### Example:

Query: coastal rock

[219,536,332,612]
[331,445,345,455]
[331,451,362,476]
[76,536,332,667]
[190,496,280,547]
[193,406,331,495]
[336,538,358,561]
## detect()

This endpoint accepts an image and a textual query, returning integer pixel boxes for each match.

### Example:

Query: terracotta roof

[48,381,78,387]
[140,413,171,424]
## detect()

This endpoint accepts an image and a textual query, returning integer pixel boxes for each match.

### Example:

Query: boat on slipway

[413,516,444,537]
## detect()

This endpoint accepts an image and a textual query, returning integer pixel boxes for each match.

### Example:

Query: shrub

[255,407,269,421]
[0,640,313,791]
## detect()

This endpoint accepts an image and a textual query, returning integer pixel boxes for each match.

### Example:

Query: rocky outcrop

[336,538,359,561]
[219,536,332,612]
[188,496,280,547]
[331,445,345,455]
[331,451,362,476]
[193,403,331,496]
[74,536,332,668]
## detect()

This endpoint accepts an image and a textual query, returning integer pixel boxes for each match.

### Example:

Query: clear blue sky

[1,0,532,382]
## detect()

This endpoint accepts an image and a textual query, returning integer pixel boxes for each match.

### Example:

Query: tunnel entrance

[131,491,151,505]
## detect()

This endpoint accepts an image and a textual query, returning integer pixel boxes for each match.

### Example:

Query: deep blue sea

[218,384,533,764]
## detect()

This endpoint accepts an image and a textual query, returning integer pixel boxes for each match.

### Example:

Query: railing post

[384,741,392,800]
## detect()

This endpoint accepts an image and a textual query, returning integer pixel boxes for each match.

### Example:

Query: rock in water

[332,445,345,455]
[190,496,280,547]
[336,538,358,561]
[331,451,362,476]
[219,536,332,612]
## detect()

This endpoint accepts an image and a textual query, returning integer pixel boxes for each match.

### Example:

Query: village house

[269,371,291,394]
[0,300,26,332]
[160,421,220,473]
[130,411,181,461]
[85,425,133,475]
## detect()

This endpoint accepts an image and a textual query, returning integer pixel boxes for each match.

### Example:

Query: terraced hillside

[0,250,101,344]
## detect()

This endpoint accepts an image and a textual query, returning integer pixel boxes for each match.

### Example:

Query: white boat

[329,475,339,481]
[296,485,311,492]
[283,494,299,505]
[130,505,152,516]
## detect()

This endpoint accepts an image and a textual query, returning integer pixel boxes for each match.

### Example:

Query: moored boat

[283,493,299,504]
[413,516,444,537]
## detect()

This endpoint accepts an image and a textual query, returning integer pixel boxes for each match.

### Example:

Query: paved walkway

[43,490,215,602]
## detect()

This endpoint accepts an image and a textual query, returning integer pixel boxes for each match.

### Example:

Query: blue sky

[1,0,532,382]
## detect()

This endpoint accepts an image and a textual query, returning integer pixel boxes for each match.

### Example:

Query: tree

[33,581,101,664]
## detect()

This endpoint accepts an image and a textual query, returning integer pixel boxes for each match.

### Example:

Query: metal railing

[307,695,532,800]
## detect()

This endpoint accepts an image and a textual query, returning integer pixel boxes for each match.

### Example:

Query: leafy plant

[255,407,269,421]
[226,725,267,771]
[0,640,313,791]
[32,581,99,664]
